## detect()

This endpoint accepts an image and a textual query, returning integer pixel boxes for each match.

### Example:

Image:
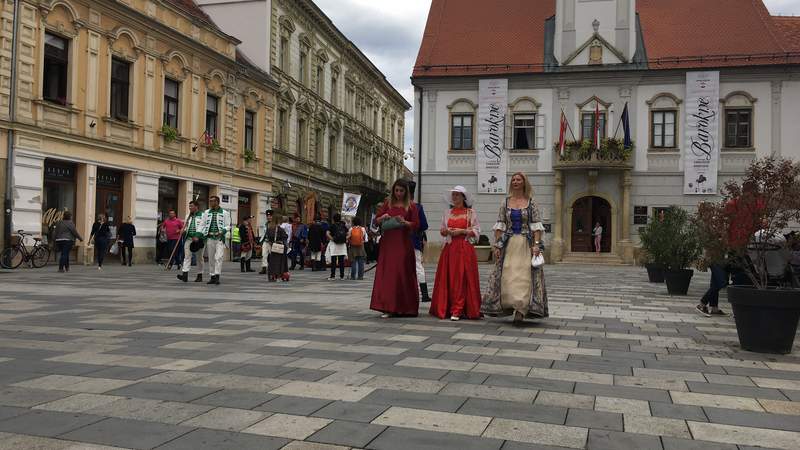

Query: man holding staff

[200,195,231,285]
[177,200,206,283]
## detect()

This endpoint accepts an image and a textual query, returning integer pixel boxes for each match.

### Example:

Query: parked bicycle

[0,230,50,269]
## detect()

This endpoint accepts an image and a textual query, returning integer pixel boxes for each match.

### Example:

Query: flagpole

[613,102,627,140]
[561,107,577,142]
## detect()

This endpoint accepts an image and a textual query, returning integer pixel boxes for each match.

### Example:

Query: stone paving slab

[0,262,799,449]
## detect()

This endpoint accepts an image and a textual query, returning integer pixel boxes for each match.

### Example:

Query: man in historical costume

[239,216,257,273]
[408,181,431,303]
[177,200,206,283]
[200,195,231,285]
[259,210,274,275]
[308,216,325,271]
[289,215,308,270]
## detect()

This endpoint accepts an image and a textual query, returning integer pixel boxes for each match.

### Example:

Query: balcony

[553,138,634,170]
[344,173,387,194]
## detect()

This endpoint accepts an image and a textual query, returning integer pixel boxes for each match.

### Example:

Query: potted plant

[638,213,669,282]
[660,206,702,295]
[474,234,492,262]
[161,124,178,144]
[695,157,800,354]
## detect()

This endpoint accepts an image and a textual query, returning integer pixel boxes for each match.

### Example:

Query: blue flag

[621,102,632,149]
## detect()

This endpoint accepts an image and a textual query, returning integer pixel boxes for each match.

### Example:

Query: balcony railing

[553,138,634,170]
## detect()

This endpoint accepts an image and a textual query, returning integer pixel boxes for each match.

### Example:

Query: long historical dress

[430,208,482,320]
[370,203,420,316]
[482,198,549,319]
[266,226,289,280]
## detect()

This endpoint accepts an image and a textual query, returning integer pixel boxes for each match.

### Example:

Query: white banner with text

[476,79,508,194]
[684,71,720,195]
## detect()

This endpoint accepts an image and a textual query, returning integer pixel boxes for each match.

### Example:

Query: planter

[728,286,800,354]
[474,245,492,263]
[664,269,693,295]
[645,263,665,283]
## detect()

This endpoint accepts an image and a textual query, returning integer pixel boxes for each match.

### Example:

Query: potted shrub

[638,212,669,282]
[474,234,492,262]
[660,206,702,295]
[695,157,800,354]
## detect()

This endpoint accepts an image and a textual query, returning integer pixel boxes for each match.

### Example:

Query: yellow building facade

[0,0,278,263]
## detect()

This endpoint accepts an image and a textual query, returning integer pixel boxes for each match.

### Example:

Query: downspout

[4,0,20,244]
[416,86,423,204]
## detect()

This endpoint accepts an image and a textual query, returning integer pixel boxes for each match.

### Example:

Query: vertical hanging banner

[477,79,508,194]
[341,192,361,217]
[684,71,720,194]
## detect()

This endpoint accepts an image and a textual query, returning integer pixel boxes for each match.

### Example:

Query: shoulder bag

[270,226,285,254]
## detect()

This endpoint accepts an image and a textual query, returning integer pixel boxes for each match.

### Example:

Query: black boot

[420,283,431,303]
[195,274,203,282]
[246,260,255,272]
[240,260,246,272]
[259,267,267,275]
[207,275,219,285]
[177,272,188,282]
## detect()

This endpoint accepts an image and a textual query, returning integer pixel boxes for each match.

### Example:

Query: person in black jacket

[89,214,111,270]
[117,217,136,266]
[307,216,325,271]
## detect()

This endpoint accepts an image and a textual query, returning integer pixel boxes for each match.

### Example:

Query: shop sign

[221,194,230,203]
[97,170,122,187]
[45,164,74,180]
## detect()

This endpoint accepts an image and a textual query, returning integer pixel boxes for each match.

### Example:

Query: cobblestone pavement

[0,262,798,450]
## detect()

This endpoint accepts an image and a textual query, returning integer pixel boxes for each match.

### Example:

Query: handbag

[270,226,285,254]
[109,241,119,255]
[381,216,404,232]
[158,227,168,243]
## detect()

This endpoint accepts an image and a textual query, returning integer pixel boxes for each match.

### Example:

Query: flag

[558,111,567,156]
[621,102,632,149]
[593,102,601,150]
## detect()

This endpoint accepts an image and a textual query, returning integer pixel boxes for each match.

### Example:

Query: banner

[476,79,508,194]
[341,192,361,217]
[684,71,720,194]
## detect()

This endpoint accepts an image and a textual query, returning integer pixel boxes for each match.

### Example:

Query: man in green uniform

[200,195,232,285]
[177,200,205,283]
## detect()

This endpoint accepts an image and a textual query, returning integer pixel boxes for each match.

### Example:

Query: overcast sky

[314,0,800,169]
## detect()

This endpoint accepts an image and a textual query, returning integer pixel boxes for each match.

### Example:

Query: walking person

[259,210,274,275]
[370,178,420,318]
[348,217,367,280]
[53,211,83,272]
[265,214,290,282]
[308,216,325,271]
[696,262,729,317]
[178,200,205,282]
[89,214,112,270]
[239,216,256,273]
[482,172,549,325]
[200,196,231,285]
[430,186,482,321]
[593,221,603,254]
[231,220,242,261]
[117,217,136,266]
[289,216,308,270]
[326,214,348,280]
[408,181,430,303]
[161,209,184,269]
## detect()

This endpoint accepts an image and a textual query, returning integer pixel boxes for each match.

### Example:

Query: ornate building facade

[0,0,278,261]
[198,0,410,222]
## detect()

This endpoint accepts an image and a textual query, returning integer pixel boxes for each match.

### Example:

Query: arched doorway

[571,196,612,253]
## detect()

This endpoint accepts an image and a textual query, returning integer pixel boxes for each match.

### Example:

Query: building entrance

[571,196,611,253]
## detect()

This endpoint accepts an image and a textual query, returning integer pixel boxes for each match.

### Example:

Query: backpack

[350,226,364,246]
[333,223,347,244]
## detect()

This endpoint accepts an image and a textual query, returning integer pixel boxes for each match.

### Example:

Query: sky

[314,0,800,170]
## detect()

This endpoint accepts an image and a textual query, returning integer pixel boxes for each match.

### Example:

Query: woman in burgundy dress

[370,179,420,318]
[430,186,482,321]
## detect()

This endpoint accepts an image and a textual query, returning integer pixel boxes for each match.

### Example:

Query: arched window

[447,99,477,151]
[722,92,757,149]
[646,93,682,150]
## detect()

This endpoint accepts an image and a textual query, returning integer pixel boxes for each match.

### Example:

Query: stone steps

[558,252,629,265]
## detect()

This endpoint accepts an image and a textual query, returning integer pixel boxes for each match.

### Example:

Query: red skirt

[429,237,482,319]
[370,227,419,316]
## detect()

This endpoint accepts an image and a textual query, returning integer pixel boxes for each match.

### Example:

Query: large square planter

[664,269,693,295]
[645,263,665,283]
[728,286,800,354]
[474,245,492,263]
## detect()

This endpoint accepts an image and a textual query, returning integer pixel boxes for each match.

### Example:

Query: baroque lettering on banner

[684,71,720,194]
[477,79,508,194]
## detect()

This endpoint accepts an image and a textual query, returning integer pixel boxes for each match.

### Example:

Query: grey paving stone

[565,408,623,431]
[722,366,800,381]
[192,389,277,410]
[650,402,708,422]
[500,442,581,450]
[574,382,672,402]
[686,381,789,400]
[363,364,448,380]
[643,360,726,375]
[568,354,646,368]
[229,363,295,378]
[661,436,737,450]
[154,428,290,450]
[277,368,335,382]
[483,374,574,393]
[703,406,800,432]
[85,366,166,380]
[255,395,332,415]
[313,401,389,423]
[107,382,221,403]
[587,429,663,450]
[0,405,28,422]
[60,417,193,450]
[440,371,490,385]
[291,349,368,361]
[360,389,467,413]
[457,398,567,425]
[308,420,386,447]
[552,361,634,376]
[367,426,503,450]
[185,361,243,374]
[781,389,800,401]
[0,410,104,438]
[0,387,74,408]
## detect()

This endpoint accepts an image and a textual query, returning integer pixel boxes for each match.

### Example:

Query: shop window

[581,112,606,141]
[513,114,536,150]
[244,110,255,151]
[43,32,69,105]
[110,58,131,120]
[725,109,752,148]
[450,114,473,150]
[205,94,219,139]
[43,161,77,226]
[163,78,179,129]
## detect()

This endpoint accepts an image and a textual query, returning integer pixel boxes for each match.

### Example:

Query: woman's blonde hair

[508,172,533,199]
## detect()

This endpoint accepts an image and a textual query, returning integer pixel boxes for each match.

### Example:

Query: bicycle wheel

[1,247,23,269]
[31,246,50,268]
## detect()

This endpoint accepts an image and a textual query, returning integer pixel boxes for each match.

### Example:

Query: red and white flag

[558,111,567,156]
[593,102,601,150]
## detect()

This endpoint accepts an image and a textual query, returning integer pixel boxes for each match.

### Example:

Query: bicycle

[0,230,51,269]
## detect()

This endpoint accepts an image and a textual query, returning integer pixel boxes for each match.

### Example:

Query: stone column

[619,170,633,263]
[551,169,565,262]
[178,180,193,219]
[123,172,137,223]
[76,163,97,264]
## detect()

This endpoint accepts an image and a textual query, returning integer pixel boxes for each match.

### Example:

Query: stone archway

[570,196,612,253]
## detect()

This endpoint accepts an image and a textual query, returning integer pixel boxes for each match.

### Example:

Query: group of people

[52,212,137,272]
[370,173,549,325]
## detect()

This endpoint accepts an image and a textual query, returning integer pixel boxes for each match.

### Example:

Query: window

[328,134,337,169]
[581,112,606,141]
[244,110,255,151]
[299,50,308,85]
[513,114,536,150]
[331,75,338,106]
[279,37,289,71]
[205,94,219,139]
[110,58,130,120]
[651,110,676,148]
[316,65,323,96]
[450,114,473,150]
[725,109,752,148]
[315,128,324,163]
[43,32,69,105]
[163,78,179,129]
[298,118,307,157]
[277,109,287,149]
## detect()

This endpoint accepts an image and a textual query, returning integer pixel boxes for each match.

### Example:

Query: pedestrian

[482,172,549,325]
[265,214,290,282]
[89,214,111,270]
[231,219,242,261]
[156,219,167,265]
[326,213,348,280]
[178,200,205,283]
[696,260,729,317]
[200,196,231,285]
[308,215,325,271]
[161,209,184,269]
[321,216,331,270]
[370,178,420,318]
[593,221,603,254]
[407,181,430,303]
[289,215,308,270]
[239,216,256,273]
[53,211,83,272]
[430,186,482,321]
[348,217,367,280]
[117,216,136,266]
[259,210,274,275]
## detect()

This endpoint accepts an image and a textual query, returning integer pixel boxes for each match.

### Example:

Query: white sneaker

[97,267,103,271]
[450,316,460,321]
[327,276,335,281]
[380,313,390,319]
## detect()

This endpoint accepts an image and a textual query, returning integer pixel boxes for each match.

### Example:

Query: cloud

[764,0,800,15]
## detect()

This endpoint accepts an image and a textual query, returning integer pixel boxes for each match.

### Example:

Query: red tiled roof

[413,0,799,78]
[773,16,800,51]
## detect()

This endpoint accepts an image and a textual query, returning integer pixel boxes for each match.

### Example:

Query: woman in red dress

[430,186,482,321]
[370,179,420,318]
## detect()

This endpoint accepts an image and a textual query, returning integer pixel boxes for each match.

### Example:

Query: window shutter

[536,113,546,149]
[505,112,513,150]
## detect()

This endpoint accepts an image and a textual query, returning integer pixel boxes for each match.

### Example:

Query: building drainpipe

[4,0,20,246]
[416,86,423,204]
